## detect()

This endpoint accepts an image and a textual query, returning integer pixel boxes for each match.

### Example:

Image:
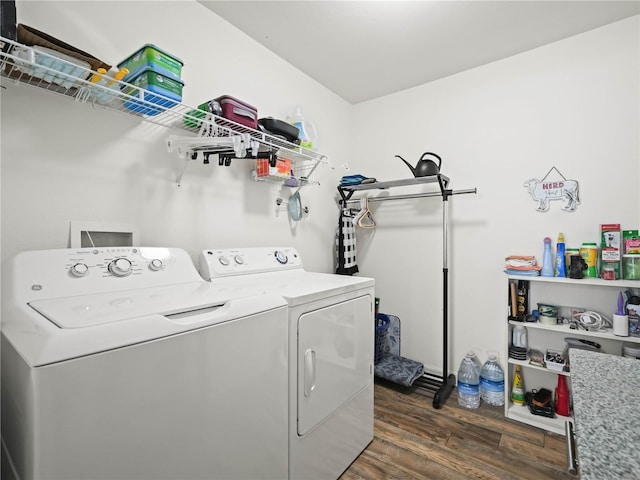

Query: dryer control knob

[108,258,133,277]
[234,255,245,265]
[149,259,163,271]
[275,251,288,264]
[218,256,230,266]
[70,263,89,277]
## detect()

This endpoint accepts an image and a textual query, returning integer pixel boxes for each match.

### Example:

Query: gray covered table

[570,348,640,479]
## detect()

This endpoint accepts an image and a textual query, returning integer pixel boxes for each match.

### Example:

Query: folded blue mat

[340,174,374,186]
[504,269,540,276]
[374,353,424,387]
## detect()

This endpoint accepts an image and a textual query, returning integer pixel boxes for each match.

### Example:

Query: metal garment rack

[338,174,477,409]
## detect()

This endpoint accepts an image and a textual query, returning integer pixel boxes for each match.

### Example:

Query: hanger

[353,197,376,229]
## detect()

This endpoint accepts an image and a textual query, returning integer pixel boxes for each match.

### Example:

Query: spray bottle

[288,107,318,150]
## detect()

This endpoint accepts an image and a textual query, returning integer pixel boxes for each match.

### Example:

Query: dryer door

[297,294,373,436]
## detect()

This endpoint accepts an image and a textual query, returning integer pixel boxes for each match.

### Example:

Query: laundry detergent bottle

[288,106,317,150]
[555,233,566,277]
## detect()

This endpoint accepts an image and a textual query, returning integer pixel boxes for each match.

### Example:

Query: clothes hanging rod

[344,187,476,204]
[336,176,476,408]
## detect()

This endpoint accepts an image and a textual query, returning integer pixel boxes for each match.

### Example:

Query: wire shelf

[0,36,327,186]
[251,157,320,187]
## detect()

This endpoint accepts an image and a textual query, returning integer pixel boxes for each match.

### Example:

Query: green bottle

[511,365,525,405]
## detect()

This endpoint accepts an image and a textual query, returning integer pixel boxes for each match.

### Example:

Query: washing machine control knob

[274,251,288,264]
[70,263,89,277]
[108,258,133,277]
[234,255,244,265]
[218,256,230,266]
[149,259,163,271]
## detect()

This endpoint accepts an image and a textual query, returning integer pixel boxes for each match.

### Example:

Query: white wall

[2,2,638,378]
[1,0,351,274]
[350,16,640,374]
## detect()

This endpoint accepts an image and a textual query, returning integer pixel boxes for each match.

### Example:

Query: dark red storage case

[215,95,258,129]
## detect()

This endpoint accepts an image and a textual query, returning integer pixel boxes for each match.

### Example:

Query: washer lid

[29,282,225,328]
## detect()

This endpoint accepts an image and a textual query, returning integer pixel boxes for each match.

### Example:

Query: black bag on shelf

[1,1,17,53]
[526,389,555,418]
[258,117,300,143]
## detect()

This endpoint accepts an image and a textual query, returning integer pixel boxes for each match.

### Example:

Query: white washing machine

[199,247,375,480]
[1,247,289,480]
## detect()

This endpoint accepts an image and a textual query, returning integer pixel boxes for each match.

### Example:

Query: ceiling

[199,1,640,104]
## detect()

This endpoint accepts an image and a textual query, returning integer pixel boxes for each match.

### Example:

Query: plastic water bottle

[457,353,480,409]
[480,354,505,406]
[467,350,482,373]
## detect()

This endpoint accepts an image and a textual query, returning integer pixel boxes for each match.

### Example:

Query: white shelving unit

[0,36,327,187]
[505,274,640,435]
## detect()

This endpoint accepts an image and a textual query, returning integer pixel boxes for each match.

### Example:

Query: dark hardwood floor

[340,381,575,479]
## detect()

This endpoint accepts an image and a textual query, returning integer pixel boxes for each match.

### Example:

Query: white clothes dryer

[199,247,375,480]
[1,247,289,480]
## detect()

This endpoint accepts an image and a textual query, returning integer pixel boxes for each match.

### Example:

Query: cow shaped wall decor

[523,167,580,212]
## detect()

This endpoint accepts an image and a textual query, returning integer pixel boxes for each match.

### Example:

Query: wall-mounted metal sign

[523,167,580,212]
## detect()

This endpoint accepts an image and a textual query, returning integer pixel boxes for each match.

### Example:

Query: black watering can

[395,152,442,178]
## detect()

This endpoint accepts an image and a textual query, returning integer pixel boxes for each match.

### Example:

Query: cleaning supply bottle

[555,374,570,416]
[541,237,554,277]
[580,242,598,278]
[96,67,130,104]
[555,233,566,277]
[510,365,525,405]
[288,106,317,150]
[613,291,629,336]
